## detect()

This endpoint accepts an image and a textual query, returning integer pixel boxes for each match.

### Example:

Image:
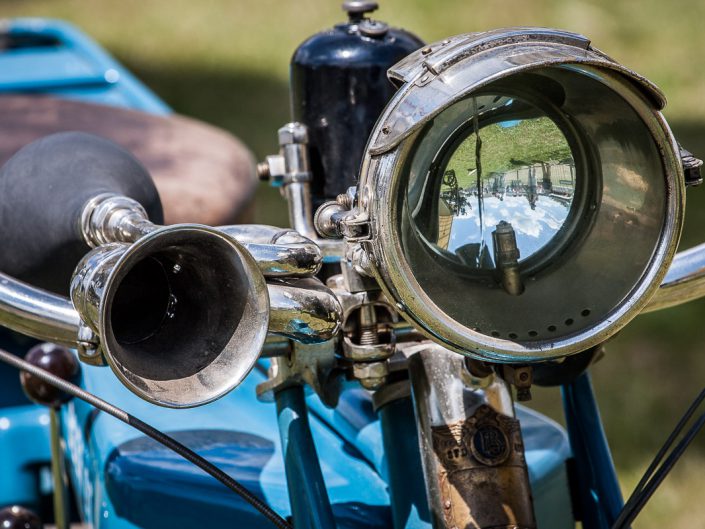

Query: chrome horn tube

[219,224,322,277]
[83,194,323,277]
[0,131,342,408]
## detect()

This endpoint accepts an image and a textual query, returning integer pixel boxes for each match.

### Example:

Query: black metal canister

[290,1,424,207]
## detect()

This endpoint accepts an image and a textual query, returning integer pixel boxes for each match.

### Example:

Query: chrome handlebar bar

[645,242,705,312]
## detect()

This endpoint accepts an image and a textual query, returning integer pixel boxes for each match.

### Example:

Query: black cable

[630,388,705,498]
[0,348,292,529]
[617,412,705,529]
[612,388,705,529]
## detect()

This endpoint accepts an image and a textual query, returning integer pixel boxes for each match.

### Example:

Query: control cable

[0,348,292,529]
[612,387,705,529]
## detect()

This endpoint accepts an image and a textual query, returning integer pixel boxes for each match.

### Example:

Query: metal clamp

[258,122,313,187]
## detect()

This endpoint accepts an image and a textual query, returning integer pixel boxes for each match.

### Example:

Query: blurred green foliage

[2,0,705,525]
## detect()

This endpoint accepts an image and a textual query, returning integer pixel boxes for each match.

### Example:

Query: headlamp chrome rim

[354,28,685,362]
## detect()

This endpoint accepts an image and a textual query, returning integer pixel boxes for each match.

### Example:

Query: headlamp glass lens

[409,94,576,271]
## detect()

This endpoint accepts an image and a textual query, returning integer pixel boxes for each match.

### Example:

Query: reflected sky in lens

[445,195,571,260]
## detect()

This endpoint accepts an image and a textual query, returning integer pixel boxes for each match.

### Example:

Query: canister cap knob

[342,1,379,20]
[359,19,389,37]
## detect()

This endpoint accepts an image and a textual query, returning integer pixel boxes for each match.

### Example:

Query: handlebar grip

[0,132,162,294]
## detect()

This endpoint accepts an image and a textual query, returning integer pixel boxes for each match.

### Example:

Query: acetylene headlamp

[348,28,685,362]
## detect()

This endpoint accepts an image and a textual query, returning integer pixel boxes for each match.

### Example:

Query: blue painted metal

[276,385,337,529]
[522,406,576,528]
[0,18,169,114]
[562,371,624,529]
[62,361,393,529]
[0,405,51,509]
[60,360,575,529]
[0,329,47,510]
[0,17,577,529]
[377,396,430,529]
[0,329,39,409]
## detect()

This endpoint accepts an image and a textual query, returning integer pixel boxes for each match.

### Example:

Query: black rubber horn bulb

[0,131,163,294]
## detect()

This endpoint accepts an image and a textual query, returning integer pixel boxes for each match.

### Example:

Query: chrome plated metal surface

[71,224,271,408]
[220,224,322,277]
[81,193,156,247]
[348,27,685,362]
[646,243,705,312]
[0,189,342,407]
[84,194,324,277]
[374,28,664,154]
[262,122,345,261]
[268,278,343,343]
[0,273,80,346]
[285,179,344,261]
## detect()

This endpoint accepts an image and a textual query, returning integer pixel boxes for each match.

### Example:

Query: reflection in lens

[411,94,576,273]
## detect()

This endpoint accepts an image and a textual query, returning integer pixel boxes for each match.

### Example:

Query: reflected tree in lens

[419,95,575,271]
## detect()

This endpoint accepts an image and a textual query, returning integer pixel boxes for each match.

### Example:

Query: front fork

[267,122,537,528]
[407,346,536,529]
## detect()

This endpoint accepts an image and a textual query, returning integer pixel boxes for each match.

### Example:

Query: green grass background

[2,0,705,526]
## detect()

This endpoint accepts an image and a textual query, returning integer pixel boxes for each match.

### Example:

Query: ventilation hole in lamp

[528,330,538,338]
[491,331,500,338]
[565,318,574,326]
[508,333,518,340]
[547,325,557,332]
[581,309,591,317]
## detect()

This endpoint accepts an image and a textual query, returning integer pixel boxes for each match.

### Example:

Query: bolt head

[353,361,388,384]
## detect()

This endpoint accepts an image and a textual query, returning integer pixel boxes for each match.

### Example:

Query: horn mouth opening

[100,225,269,407]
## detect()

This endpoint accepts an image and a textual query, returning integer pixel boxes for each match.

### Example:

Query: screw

[336,193,354,209]
[256,161,270,180]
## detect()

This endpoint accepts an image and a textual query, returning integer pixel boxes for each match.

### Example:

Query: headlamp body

[349,28,685,362]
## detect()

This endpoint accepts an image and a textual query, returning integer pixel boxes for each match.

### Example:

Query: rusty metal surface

[431,404,536,529]
[0,95,257,226]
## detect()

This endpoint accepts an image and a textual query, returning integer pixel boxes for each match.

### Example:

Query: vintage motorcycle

[0,2,703,529]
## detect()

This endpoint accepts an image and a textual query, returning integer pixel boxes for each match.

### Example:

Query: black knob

[20,343,80,407]
[0,505,43,529]
[342,1,378,21]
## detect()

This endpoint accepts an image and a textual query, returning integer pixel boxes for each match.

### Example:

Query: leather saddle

[0,95,257,225]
